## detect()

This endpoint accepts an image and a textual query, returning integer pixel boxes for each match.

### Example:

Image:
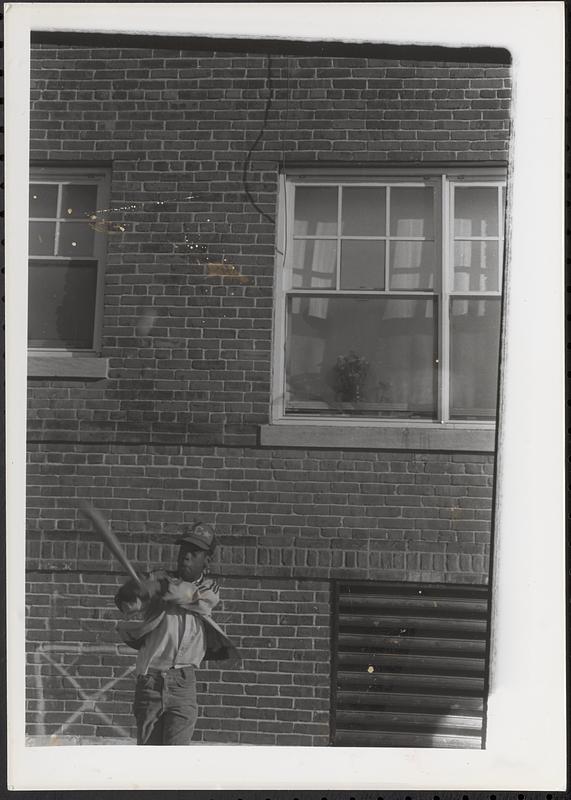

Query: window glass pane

[292,240,337,289]
[450,298,501,420]
[58,222,95,256]
[294,186,338,236]
[340,240,385,290]
[28,260,98,349]
[29,221,56,256]
[61,184,99,219]
[341,187,386,236]
[286,296,436,418]
[29,184,58,218]
[389,241,436,290]
[390,187,434,237]
[454,186,498,237]
[453,241,500,292]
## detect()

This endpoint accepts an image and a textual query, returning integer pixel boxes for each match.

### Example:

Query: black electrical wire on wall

[241,55,276,226]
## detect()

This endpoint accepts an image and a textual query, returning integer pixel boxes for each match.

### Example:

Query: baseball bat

[79,502,143,588]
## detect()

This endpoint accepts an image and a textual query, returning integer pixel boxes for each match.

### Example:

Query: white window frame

[262,165,507,452]
[28,166,110,378]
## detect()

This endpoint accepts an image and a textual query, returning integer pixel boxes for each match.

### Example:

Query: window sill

[28,355,109,379]
[259,423,496,452]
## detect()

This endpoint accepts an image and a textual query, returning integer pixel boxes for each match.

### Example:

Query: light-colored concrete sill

[260,423,496,452]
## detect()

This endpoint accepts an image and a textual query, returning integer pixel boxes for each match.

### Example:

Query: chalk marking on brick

[32,643,135,741]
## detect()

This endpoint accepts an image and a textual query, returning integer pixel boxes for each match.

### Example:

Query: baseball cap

[176,522,216,551]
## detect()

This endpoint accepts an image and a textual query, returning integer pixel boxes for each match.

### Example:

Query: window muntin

[276,171,506,425]
[28,171,108,351]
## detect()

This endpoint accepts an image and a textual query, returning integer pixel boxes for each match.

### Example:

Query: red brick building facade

[26,38,511,746]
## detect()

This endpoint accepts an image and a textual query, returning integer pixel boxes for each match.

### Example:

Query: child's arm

[114,573,165,617]
[194,576,220,616]
[161,576,220,615]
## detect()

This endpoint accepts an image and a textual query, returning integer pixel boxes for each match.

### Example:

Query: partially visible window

[28,169,109,351]
[273,168,506,426]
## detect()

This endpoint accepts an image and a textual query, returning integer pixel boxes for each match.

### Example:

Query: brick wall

[27,445,493,584]
[26,42,509,743]
[29,46,511,446]
[26,571,330,745]
[26,442,492,742]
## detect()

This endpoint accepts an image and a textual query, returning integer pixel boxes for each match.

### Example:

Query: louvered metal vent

[332,581,490,749]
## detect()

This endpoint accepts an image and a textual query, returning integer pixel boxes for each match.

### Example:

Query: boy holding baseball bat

[114,522,238,746]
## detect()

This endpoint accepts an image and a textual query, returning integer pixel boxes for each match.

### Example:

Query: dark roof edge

[30,31,512,65]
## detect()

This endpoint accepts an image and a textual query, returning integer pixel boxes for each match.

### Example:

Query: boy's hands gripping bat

[79,502,143,589]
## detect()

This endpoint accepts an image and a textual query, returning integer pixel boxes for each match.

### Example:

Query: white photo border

[5,1,566,791]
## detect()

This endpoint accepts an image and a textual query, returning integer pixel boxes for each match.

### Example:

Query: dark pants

[133,666,198,745]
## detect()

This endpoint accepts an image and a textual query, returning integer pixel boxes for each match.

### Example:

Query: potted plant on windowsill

[334,351,369,403]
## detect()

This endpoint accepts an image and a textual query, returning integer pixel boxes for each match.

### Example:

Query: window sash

[274,170,506,425]
[290,181,438,294]
[28,170,109,353]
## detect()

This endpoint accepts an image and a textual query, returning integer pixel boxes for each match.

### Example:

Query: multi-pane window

[274,169,506,424]
[28,169,109,350]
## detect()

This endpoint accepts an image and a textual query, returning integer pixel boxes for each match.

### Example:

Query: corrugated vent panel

[333,581,490,749]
